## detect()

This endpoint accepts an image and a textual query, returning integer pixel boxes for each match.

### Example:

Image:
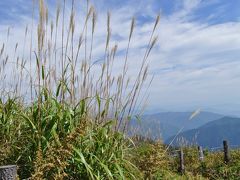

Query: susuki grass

[1,1,240,179]
[0,0,159,179]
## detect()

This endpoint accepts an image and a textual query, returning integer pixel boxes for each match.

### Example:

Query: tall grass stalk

[0,0,159,179]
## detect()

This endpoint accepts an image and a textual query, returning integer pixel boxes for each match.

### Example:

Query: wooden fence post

[223,140,230,164]
[0,165,17,180]
[178,148,185,174]
[198,146,204,162]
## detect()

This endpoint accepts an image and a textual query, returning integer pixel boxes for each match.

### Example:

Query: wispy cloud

[0,0,240,115]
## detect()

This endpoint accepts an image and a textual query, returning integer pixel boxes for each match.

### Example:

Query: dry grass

[0,0,159,179]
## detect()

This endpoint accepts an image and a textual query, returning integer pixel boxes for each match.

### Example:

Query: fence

[172,140,236,174]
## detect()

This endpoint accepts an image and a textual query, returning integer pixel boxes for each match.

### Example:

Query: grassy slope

[0,0,239,179]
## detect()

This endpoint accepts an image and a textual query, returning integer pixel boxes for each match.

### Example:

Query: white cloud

[0,0,240,115]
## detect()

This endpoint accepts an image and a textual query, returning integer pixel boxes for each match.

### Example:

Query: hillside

[130,111,223,140]
[166,116,240,148]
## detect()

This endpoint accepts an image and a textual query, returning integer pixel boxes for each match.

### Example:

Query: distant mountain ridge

[166,116,240,148]
[130,111,223,141]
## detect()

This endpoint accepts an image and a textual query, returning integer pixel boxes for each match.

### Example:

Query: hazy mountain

[166,117,240,148]
[130,111,223,140]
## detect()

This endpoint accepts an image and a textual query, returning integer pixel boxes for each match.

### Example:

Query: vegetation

[132,141,240,179]
[0,0,157,179]
[0,96,142,179]
[0,0,240,179]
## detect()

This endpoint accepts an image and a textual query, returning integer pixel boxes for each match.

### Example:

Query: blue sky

[1,0,239,24]
[0,0,240,116]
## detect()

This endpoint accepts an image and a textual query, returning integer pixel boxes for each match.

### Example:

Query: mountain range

[166,116,240,148]
[130,111,223,140]
[130,111,240,148]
